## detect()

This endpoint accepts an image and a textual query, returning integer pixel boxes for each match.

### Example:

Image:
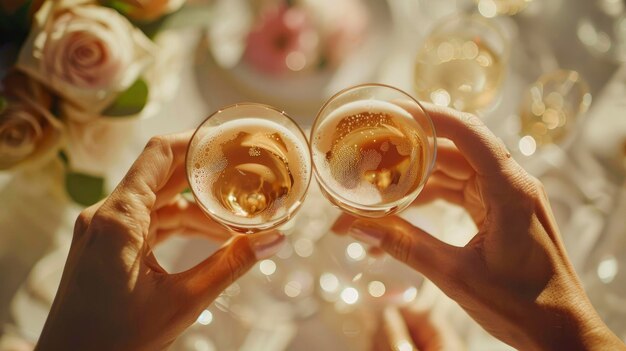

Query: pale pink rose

[40,6,135,90]
[65,118,135,175]
[139,30,185,117]
[300,0,369,65]
[0,72,64,170]
[244,5,319,74]
[17,0,155,111]
[102,0,186,21]
[58,30,185,122]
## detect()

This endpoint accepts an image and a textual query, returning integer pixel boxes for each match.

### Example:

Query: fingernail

[250,232,286,260]
[348,222,384,247]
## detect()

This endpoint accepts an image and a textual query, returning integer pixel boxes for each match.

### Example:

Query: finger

[367,246,385,257]
[70,199,106,261]
[348,216,460,284]
[74,199,105,237]
[178,231,286,306]
[398,308,444,351]
[429,171,466,191]
[154,197,231,238]
[400,101,511,177]
[400,308,465,351]
[154,228,231,246]
[151,198,232,246]
[331,213,358,235]
[93,132,193,238]
[382,307,417,351]
[435,139,474,180]
[117,132,192,203]
[154,165,189,209]
[412,183,465,207]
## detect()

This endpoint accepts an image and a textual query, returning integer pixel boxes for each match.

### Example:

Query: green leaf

[65,171,105,206]
[135,13,170,39]
[103,0,133,15]
[102,78,149,117]
[0,96,7,112]
[180,187,195,202]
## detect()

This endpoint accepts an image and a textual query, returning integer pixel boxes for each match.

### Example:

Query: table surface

[2,0,626,350]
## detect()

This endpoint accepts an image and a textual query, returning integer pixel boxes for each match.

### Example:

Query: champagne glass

[311,84,437,218]
[185,103,317,328]
[186,103,312,233]
[414,13,509,113]
[310,83,437,305]
[517,70,592,157]
[578,0,626,63]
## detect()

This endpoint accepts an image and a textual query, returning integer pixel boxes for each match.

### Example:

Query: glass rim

[185,102,312,233]
[309,83,438,213]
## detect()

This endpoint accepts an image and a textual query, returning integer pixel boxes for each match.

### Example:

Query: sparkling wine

[312,100,429,213]
[414,35,504,112]
[190,118,310,227]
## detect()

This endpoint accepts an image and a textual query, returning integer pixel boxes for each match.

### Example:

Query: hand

[335,104,626,351]
[371,306,463,351]
[35,133,286,351]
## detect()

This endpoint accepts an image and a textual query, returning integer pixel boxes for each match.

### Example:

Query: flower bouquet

[0,0,186,205]
[201,0,387,113]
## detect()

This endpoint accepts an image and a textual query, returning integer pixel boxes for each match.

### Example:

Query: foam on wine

[190,118,310,225]
[312,100,428,207]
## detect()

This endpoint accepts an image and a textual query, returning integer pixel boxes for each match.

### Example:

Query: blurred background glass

[413,13,509,113]
[578,0,626,63]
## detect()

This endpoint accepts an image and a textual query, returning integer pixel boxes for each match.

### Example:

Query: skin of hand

[334,103,626,351]
[371,306,464,351]
[35,133,286,351]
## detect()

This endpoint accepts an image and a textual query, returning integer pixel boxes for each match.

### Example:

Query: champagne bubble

[312,100,426,206]
[190,118,311,226]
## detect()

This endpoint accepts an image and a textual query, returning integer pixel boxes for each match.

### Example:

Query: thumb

[348,217,459,285]
[178,231,285,305]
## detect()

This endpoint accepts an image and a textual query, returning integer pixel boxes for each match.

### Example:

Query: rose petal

[16,0,156,113]
[66,117,135,175]
[0,99,64,170]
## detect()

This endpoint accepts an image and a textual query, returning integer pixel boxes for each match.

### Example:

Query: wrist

[528,293,624,351]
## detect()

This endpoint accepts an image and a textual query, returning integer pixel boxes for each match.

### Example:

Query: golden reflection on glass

[476,0,533,17]
[519,70,592,151]
[414,14,508,113]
